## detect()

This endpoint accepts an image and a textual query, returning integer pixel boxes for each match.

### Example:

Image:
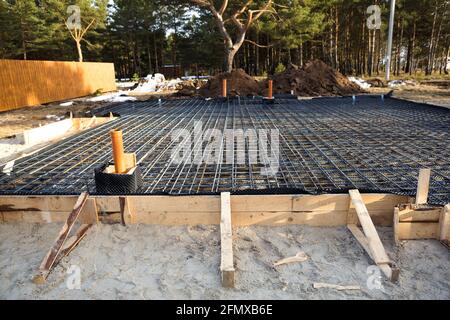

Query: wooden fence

[0,60,116,112]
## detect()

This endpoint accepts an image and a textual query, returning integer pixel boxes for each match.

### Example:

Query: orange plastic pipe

[222,79,227,98]
[268,80,273,99]
[110,129,126,174]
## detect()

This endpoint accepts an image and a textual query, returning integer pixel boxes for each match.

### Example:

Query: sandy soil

[368,83,450,109]
[0,223,448,300]
[0,90,180,140]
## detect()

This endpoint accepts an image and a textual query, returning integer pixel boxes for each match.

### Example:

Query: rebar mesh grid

[0,96,449,205]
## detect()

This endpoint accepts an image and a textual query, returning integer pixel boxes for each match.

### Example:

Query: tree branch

[245,39,273,48]
[80,19,96,39]
[218,0,229,16]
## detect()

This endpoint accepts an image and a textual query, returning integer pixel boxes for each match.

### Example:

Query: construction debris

[87,91,137,103]
[313,282,361,291]
[273,252,308,266]
[348,76,371,89]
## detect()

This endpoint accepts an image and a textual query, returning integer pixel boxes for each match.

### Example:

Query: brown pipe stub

[268,80,273,99]
[110,129,126,174]
[222,79,227,98]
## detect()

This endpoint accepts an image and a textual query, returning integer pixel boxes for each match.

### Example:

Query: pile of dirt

[176,79,203,97]
[366,78,387,88]
[266,60,364,96]
[199,69,261,97]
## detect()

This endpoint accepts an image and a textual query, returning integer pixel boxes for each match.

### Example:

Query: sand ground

[0,223,448,300]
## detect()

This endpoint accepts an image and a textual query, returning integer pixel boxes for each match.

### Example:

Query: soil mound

[267,60,364,96]
[199,69,260,97]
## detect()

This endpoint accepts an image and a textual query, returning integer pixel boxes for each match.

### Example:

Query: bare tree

[66,19,95,62]
[190,0,273,72]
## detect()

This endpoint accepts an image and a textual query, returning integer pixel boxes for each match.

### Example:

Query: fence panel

[0,60,116,112]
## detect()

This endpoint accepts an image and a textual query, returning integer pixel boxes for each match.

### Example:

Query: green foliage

[275,63,286,74]
[0,0,448,77]
[132,73,140,82]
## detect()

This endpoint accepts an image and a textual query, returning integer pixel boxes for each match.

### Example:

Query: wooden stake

[415,168,431,205]
[348,189,399,281]
[33,192,89,284]
[393,207,399,245]
[220,192,235,288]
[439,204,449,241]
[119,196,134,225]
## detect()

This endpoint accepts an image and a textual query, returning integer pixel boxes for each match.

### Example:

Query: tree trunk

[225,48,237,72]
[147,36,152,75]
[406,19,416,75]
[22,40,27,60]
[444,45,450,74]
[334,5,339,70]
[396,19,404,76]
[299,40,303,66]
[255,30,260,75]
[426,1,439,75]
[76,40,83,62]
[153,33,159,72]
[431,2,446,74]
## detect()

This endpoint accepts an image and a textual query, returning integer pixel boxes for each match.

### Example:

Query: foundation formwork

[1,95,449,286]
[0,96,448,205]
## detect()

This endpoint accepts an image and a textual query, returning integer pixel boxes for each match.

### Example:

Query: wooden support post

[33,192,90,284]
[220,192,235,288]
[348,190,399,282]
[415,168,431,205]
[439,204,449,242]
[393,207,399,245]
[119,196,134,225]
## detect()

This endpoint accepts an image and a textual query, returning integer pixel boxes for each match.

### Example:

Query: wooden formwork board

[394,204,450,242]
[3,192,445,287]
[0,193,408,226]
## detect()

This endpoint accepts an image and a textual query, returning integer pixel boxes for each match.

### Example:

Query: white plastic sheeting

[132,73,182,93]
[87,91,137,102]
[348,77,371,89]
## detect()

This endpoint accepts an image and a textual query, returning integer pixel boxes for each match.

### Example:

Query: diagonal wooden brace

[33,192,91,284]
[348,189,399,282]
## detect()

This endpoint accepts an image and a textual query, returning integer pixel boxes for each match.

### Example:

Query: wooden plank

[415,168,431,205]
[393,207,399,245]
[349,190,390,265]
[347,195,359,225]
[1,211,70,223]
[21,119,73,145]
[33,192,88,284]
[60,224,92,257]
[439,205,449,241]
[232,195,293,212]
[347,223,398,281]
[233,210,348,226]
[0,195,79,212]
[398,208,441,222]
[220,192,234,288]
[0,194,408,226]
[95,195,221,213]
[78,198,98,224]
[347,224,373,259]
[397,222,440,240]
[124,153,137,169]
[119,196,134,225]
